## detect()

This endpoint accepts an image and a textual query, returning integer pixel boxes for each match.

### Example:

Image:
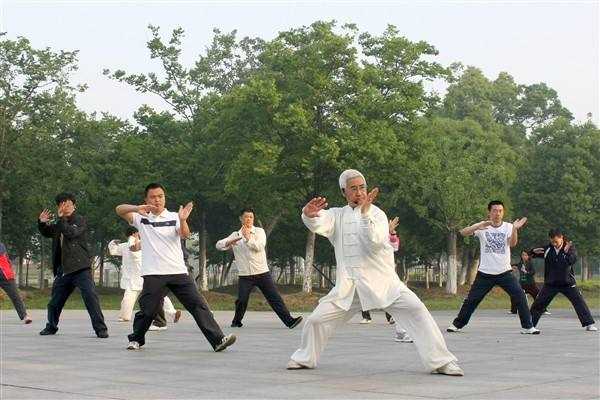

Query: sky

[2,0,599,125]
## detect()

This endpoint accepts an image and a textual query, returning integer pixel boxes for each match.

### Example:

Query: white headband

[339,169,366,190]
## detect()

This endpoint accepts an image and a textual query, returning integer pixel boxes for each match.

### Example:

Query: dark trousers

[453,271,533,329]
[46,268,107,334]
[361,311,393,321]
[128,274,223,348]
[510,282,541,314]
[0,272,27,320]
[531,284,595,327]
[233,272,295,327]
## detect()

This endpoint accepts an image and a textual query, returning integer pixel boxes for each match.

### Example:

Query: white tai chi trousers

[290,286,457,371]
[119,289,176,321]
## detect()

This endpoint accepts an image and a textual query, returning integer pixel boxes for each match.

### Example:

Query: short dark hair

[126,226,138,237]
[240,207,255,216]
[548,228,563,238]
[144,183,165,197]
[487,200,504,211]
[55,192,76,206]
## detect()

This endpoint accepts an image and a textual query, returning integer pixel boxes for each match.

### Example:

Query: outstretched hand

[388,216,399,234]
[361,187,379,215]
[303,197,328,218]
[178,202,194,221]
[39,209,53,223]
[513,217,528,230]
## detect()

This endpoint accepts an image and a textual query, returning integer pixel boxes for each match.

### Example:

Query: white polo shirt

[216,226,269,276]
[131,209,187,276]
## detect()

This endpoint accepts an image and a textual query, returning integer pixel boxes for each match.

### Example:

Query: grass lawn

[3,280,599,313]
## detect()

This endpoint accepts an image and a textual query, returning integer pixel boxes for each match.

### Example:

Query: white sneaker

[117,318,129,322]
[585,324,598,331]
[543,311,551,315]
[521,327,541,335]
[127,341,140,350]
[432,361,464,376]
[286,360,311,370]
[148,324,167,331]
[360,318,372,324]
[388,317,395,325]
[446,324,461,332]
[394,331,414,343]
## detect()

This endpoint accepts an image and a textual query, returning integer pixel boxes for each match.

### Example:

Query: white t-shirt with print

[131,210,188,276]
[475,222,514,275]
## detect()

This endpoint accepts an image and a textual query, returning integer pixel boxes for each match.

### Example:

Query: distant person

[0,242,32,324]
[37,192,108,338]
[529,229,597,332]
[446,200,538,335]
[508,250,548,315]
[216,208,302,329]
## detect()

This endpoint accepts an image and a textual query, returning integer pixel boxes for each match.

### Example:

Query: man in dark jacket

[37,192,108,337]
[529,228,596,331]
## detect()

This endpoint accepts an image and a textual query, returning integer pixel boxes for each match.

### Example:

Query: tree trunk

[437,254,443,288]
[39,235,45,289]
[467,253,480,285]
[580,256,588,282]
[459,247,471,285]
[425,263,430,289]
[196,208,208,291]
[221,257,234,287]
[25,258,30,287]
[446,230,458,294]
[98,242,105,287]
[18,251,24,287]
[303,231,315,293]
[290,259,296,285]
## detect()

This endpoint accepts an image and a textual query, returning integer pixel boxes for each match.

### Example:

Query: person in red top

[0,242,32,324]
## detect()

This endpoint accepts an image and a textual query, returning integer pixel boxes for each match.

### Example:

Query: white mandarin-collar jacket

[302,204,404,311]
[108,236,144,291]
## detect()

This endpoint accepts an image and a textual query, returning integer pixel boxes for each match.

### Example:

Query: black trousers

[453,271,533,329]
[510,282,541,314]
[233,272,294,327]
[46,268,107,334]
[0,271,27,320]
[128,274,224,348]
[531,284,595,327]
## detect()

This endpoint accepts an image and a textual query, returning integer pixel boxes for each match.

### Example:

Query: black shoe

[288,316,303,329]
[96,331,109,338]
[231,321,243,328]
[39,327,57,336]
[214,334,237,352]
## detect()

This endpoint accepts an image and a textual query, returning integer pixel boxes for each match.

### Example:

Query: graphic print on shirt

[484,232,507,254]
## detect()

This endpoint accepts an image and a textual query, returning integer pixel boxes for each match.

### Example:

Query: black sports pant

[232,272,294,327]
[453,270,533,329]
[530,284,595,327]
[128,274,223,348]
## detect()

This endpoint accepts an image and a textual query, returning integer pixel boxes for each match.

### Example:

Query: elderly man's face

[343,176,367,207]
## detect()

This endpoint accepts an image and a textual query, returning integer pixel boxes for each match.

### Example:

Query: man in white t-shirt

[116,183,236,351]
[447,200,539,334]
[216,208,302,329]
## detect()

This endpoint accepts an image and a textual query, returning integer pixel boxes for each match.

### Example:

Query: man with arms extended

[216,207,302,329]
[447,200,539,334]
[38,192,108,337]
[287,169,463,376]
[116,183,235,351]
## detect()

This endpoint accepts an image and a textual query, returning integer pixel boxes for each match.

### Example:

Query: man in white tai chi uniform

[287,169,463,376]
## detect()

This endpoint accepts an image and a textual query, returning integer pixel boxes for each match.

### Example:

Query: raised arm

[56,214,87,239]
[177,202,193,239]
[38,209,57,238]
[216,232,241,251]
[245,228,267,252]
[509,217,527,248]
[301,197,335,238]
[460,220,492,237]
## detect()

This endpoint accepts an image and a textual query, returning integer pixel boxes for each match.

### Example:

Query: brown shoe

[173,310,182,323]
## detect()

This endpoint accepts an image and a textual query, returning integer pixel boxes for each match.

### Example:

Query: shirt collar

[239,226,256,234]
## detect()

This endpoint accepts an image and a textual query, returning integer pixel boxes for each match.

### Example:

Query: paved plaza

[1,308,599,399]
